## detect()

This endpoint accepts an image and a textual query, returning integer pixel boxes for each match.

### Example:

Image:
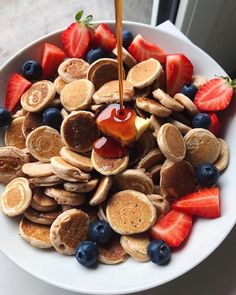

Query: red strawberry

[62,11,94,58]
[208,112,221,136]
[128,34,167,63]
[5,73,31,112]
[150,209,192,248]
[93,23,116,51]
[41,43,65,79]
[166,54,193,96]
[172,187,220,219]
[194,78,235,111]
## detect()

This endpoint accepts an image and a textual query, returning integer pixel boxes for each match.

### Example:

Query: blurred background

[0,0,235,75]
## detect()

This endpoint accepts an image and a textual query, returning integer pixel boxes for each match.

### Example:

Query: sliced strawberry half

[93,23,116,51]
[41,43,66,79]
[128,34,167,63]
[150,209,192,248]
[5,73,31,112]
[172,187,220,219]
[194,78,235,111]
[166,54,193,96]
[208,112,221,136]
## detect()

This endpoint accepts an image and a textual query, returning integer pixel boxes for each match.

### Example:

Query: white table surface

[1,21,236,295]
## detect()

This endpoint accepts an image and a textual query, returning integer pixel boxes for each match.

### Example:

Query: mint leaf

[75,10,84,22]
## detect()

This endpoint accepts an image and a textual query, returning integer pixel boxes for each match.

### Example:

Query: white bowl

[0,21,235,295]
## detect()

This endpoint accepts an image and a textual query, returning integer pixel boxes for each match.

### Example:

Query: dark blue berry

[122,30,133,49]
[42,107,62,131]
[86,47,108,64]
[180,83,198,100]
[75,241,98,267]
[0,107,12,127]
[196,164,219,186]
[192,113,211,129]
[21,60,42,80]
[147,240,171,265]
[88,220,112,244]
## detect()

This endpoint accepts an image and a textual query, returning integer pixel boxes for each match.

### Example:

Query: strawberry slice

[5,73,31,112]
[128,34,167,63]
[172,187,220,219]
[194,78,235,111]
[208,112,221,136]
[41,43,66,79]
[150,209,192,248]
[166,54,193,96]
[93,23,116,51]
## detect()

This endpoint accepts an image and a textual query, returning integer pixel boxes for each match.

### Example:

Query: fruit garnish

[166,54,193,96]
[93,23,116,51]
[208,112,221,136]
[86,47,108,64]
[0,107,12,127]
[21,59,42,81]
[172,187,220,218]
[122,30,133,49]
[150,209,192,248]
[196,164,219,186]
[62,10,93,58]
[41,43,65,79]
[128,34,167,63]
[147,240,171,265]
[5,73,32,112]
[194,77,235,111]
[180,83,198,100]
[192,113,211,129]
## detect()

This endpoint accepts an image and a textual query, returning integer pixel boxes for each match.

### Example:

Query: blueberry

[86,47,108,64]
[147,240,171,265]
[196,164,219,186]
[180,83,198,100]
[42,107,62,131]
[122,30,133,49]
[192,113,211,129]
[75,241,98,267]
[0,107,12,127]
[88,220,112,244]
[21,60,42,80]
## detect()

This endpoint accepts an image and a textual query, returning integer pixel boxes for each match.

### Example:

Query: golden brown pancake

[5,116,26,149]
[24,206,62,225]
[31,189,59,212]
[58,58,89,83]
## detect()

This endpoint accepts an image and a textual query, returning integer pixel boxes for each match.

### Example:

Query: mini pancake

[58,58,89,83]
[19,217,52,248]
[44,187,86,206]
[12,108,28,119]
[174,93,199,116]
[61,111,99,153]
[60,79,95,111]
[24,206,62,225]
[1,177,32,217]
[93,80,134,104]
[61,108,69,119]
[50,209,89,255]
[171,111,192,126]
[149,115,164,137]
[191,75,207,89]
[22,112,43,137]
[98,234,128,264]
[89,176,113,206]
[160,160,195,201]
[21,80,56,112]
[64,179,99,193]
[0,147,29,184]
[87,58,125,90]
[112,46,137,68]
[136,97,172,117]
[51,156,90,182]
[136,148,165,170]
[22,162,54,177]
[147,163,162,182]
[106,190,157,235]
[152,88,184,112]
[167,117,192,135]
[91,149,129,175]
[26,126,64,162]
[54,76,67,94]
[98,202,108,221]
[31,189,59,212]
[29,175,62,187]
[157,123,186,162]
[5,116,26,149]
[146,194,170,220]
[184,128,220,165]
[113,169,154,194]
[133,86,151,102]
[214,138,229,171]
[127,58,162,88]
[60,146,93,172]
[120,233,150,262]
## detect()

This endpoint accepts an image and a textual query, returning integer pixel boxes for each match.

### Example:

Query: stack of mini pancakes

[0,54,229,264]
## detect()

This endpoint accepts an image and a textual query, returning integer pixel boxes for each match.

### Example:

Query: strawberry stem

[74,10,97,29]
